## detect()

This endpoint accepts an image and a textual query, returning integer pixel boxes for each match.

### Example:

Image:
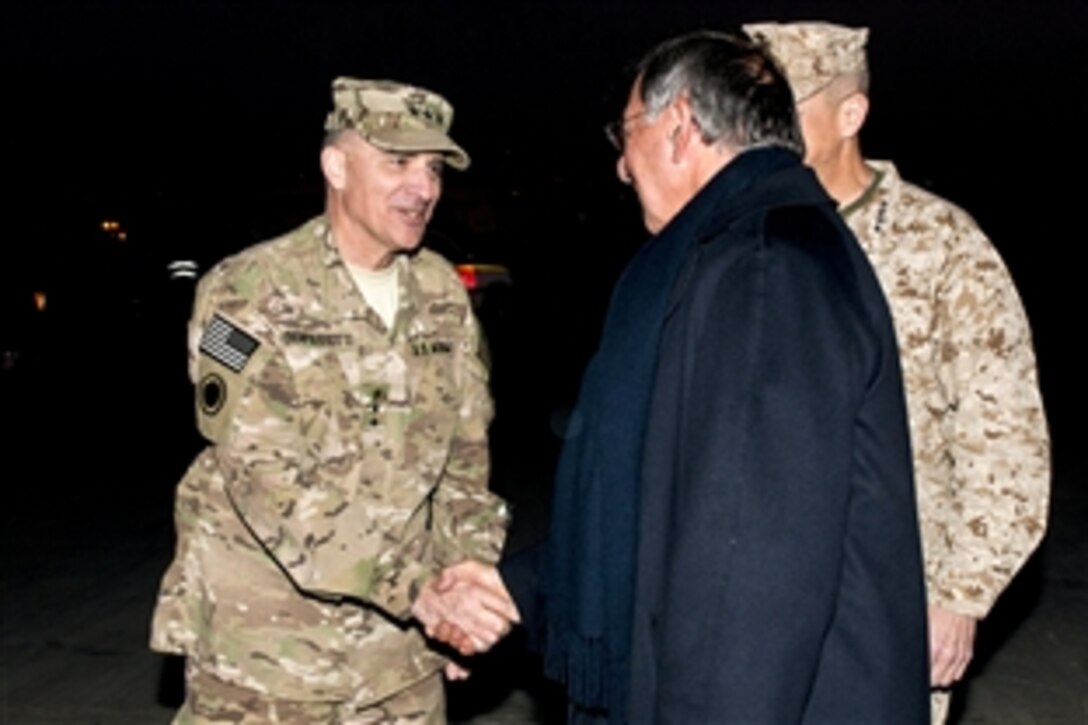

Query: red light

[456,265,478,290]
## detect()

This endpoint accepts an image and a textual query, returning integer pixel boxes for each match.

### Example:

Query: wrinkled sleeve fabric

[930,221,1050,617]
[429,309,509,569]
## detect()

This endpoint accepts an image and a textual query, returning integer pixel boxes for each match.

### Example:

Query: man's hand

[929,603,977,687]
[444,661,471,681]
[411,560,520,656]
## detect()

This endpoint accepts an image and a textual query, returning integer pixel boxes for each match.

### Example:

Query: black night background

[2,1,1085,721]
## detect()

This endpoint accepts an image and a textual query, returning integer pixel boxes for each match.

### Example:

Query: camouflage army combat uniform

[843,161,1050,717]
[151,215,508,721]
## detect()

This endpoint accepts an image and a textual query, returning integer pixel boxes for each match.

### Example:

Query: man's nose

[407,164,441,199]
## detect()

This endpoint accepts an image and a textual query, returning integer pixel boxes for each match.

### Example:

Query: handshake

[411,560,520,668]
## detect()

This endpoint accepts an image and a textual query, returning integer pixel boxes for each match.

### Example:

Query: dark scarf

[537,147,801,721]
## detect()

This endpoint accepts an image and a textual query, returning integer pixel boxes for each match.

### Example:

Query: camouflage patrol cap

[325,77,470,170]
[742,22,869,102]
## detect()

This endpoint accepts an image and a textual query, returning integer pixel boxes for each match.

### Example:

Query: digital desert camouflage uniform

[842,162,1049,622]
[150,215,508,717]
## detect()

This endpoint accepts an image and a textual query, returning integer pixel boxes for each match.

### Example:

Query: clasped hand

[412,560,520,658]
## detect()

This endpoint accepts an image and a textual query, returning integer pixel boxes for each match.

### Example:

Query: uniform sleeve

[930,222,1050,618]
[429,307,509,568]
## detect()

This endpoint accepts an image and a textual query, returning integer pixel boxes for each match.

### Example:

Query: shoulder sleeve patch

[199,314,260,372]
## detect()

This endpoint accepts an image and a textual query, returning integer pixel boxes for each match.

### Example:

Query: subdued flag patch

[200,314,259,372]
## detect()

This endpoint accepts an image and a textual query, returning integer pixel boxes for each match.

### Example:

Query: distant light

[455,264,478,291]
[33,291,47,312]
[101,220,121,232]
[168,260,199,280]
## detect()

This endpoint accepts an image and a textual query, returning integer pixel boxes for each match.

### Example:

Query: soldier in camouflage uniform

[150,78,517,723]
[746,22,1051,723]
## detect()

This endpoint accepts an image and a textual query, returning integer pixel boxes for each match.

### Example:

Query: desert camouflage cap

[324,77,470,170]
[743,22,869,103]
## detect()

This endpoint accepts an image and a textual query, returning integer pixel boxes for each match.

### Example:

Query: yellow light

[33,291,47,312]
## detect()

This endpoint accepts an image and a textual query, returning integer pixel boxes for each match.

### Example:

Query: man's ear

[320,145,348,190]
[837,92,870,138]
[668,95,698,163]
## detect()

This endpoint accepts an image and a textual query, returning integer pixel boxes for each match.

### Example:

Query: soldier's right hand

[411,560,519,655]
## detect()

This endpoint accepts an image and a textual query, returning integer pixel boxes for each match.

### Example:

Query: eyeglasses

[604,109,651,151]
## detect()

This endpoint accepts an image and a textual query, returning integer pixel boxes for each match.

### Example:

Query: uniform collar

[310,215,438,339]
[841,160,900,254]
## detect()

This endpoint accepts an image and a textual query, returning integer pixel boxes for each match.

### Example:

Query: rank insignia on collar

[200,314,259,372]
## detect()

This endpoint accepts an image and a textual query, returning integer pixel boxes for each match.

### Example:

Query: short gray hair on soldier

[825,71,870,104]
[323,128,350,149]
[635,30,803,155]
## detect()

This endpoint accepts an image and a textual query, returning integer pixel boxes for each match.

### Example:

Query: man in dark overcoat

[434,30,930,724]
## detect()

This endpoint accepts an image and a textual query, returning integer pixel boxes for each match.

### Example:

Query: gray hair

[636,30,804,155]
[323,128,350,148]
[825,72,871,104]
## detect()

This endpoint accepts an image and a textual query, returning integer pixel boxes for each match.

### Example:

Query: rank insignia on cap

[200,314,259,372]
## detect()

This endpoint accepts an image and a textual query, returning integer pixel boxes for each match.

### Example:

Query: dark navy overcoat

[626,159,930,724]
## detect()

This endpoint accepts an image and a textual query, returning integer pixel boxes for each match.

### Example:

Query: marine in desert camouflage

[746,21,1051,724]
